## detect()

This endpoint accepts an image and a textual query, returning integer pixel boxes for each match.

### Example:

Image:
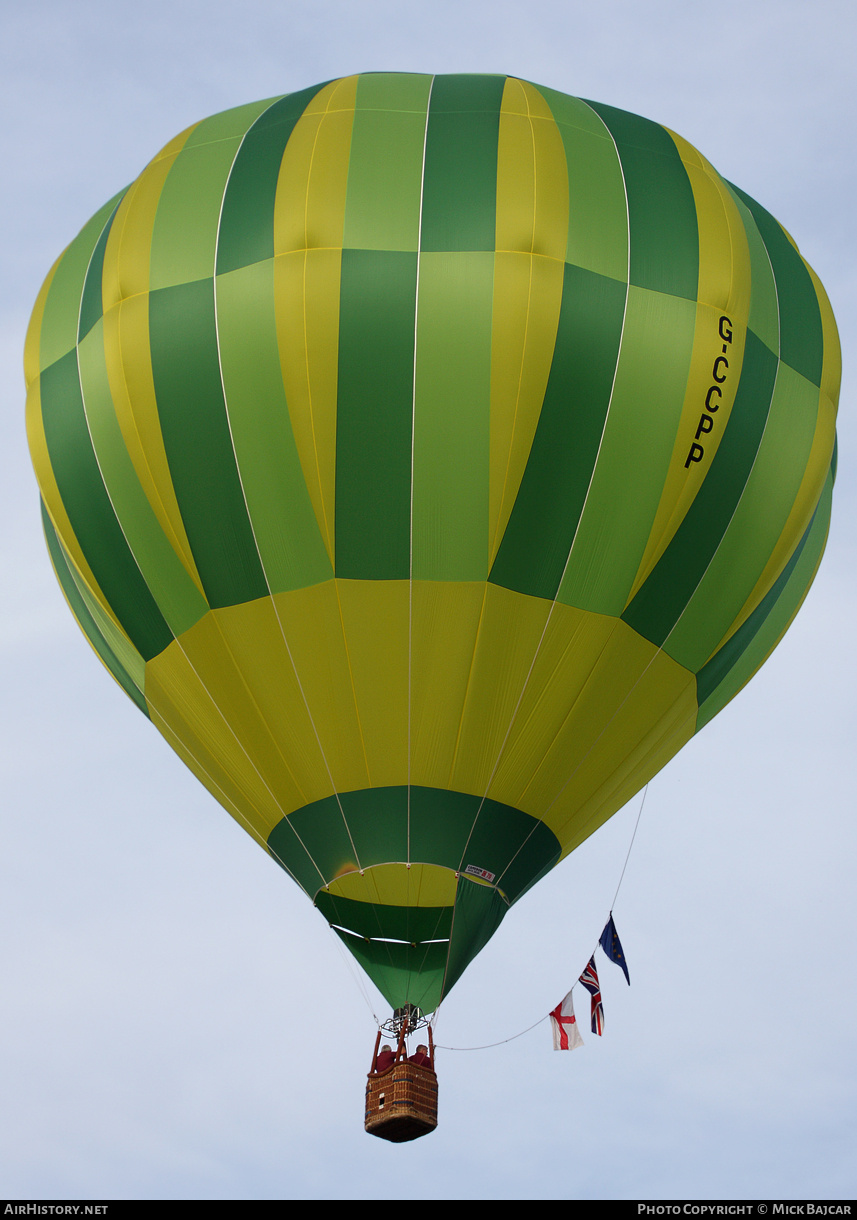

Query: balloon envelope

[25,74,840,1013]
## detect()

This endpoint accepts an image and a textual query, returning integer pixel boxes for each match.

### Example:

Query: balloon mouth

[263,782,564,1008]
[287,781,566,1011]
[320,860,479,908]
[316,863,511,1012]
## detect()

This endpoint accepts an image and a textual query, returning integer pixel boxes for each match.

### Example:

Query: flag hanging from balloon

[579,957,604,1035]
[600,915,630,985]
[550,990,584,1051]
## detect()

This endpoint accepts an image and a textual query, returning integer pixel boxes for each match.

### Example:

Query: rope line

[434,1013,548,1051]
[610,782,647,911]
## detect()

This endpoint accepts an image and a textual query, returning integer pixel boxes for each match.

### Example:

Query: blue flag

[599,915,630,984]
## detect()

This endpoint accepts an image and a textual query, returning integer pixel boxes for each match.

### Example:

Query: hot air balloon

[25,74,839,1138]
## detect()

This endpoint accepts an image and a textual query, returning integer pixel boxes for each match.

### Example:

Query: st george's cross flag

[550,990,584,1050]
[599,914,630,984]
[579,956,604,1035]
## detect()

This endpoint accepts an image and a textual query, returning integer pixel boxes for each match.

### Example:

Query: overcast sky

[2,0,855,1202]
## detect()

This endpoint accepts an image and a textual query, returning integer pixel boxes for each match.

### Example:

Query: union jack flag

[578,956,604,1035]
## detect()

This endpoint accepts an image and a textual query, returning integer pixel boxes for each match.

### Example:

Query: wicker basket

[364,1061,438,1143]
